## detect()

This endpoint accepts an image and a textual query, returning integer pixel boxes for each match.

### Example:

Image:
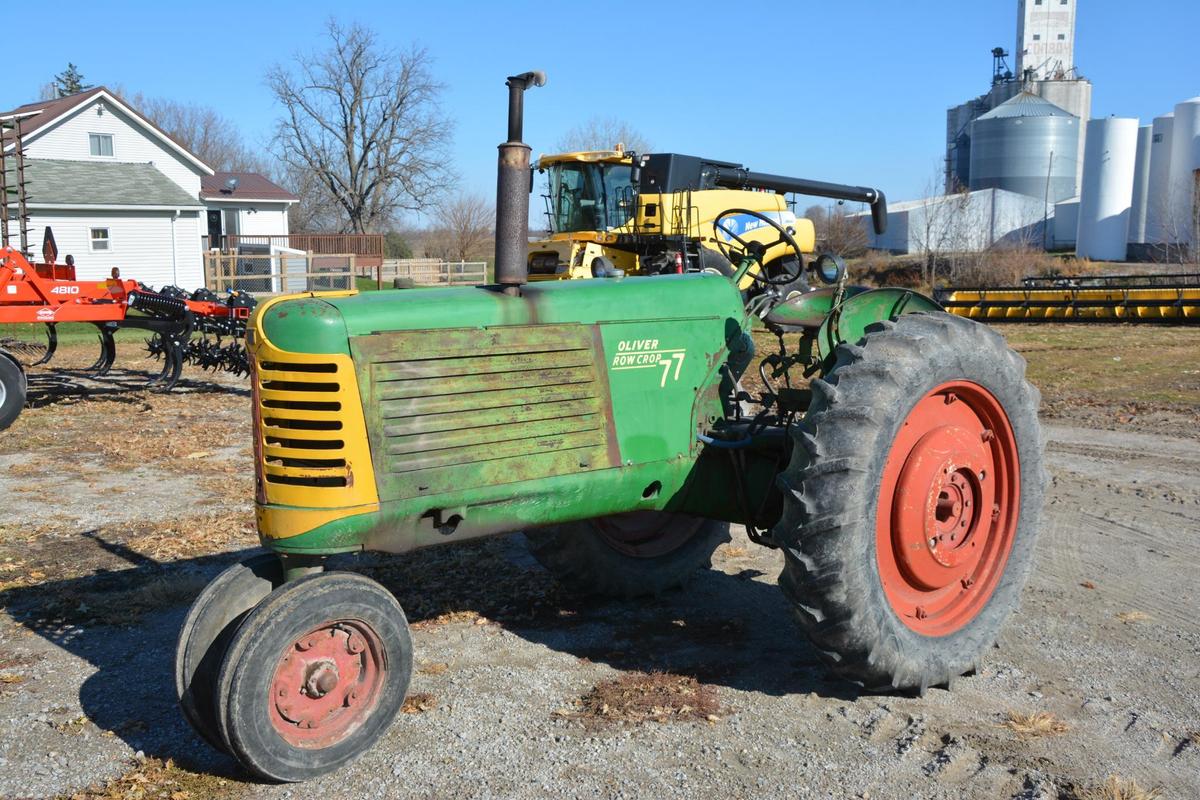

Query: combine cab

[177,71,1047,782]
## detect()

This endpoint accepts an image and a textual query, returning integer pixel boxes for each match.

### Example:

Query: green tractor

[177,71,1045,781]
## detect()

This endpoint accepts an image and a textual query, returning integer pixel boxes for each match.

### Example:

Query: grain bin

[969,92,1080,204]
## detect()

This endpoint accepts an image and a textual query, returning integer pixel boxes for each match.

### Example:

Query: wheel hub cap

[269,621,385,747]
[876,382,1020,636]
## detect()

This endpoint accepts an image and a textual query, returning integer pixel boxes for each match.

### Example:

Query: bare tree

[805,203,868,257]
[130,94,267,173]
[267,20,454,234]
[274,160,340,232]
[437,193,494,262]
[556,116,652,153]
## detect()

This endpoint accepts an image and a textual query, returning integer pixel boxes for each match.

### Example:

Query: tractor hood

[256,274,747,356]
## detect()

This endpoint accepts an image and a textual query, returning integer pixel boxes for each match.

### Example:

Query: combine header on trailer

[939,272,1200,323]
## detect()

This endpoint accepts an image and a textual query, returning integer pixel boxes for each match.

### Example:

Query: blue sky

[6,1,1198,218]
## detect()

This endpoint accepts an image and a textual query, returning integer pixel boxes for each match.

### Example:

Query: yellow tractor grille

[258,360,353,489]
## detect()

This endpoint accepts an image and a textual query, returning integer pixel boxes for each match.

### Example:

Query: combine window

[544,162,634,234]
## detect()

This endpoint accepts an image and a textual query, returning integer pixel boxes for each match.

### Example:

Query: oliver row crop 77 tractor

[177,72,1046,781]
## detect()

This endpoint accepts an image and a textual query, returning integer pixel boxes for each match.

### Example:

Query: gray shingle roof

[4,159,202,208]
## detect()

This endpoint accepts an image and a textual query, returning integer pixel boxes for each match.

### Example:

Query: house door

[207,211,222,249]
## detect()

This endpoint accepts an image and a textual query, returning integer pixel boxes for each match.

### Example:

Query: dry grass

[401,692,437,714]
[1116,611,1151,624]
[1073,775,1162,800]
[1004,710,1070,737]
[565,671,722,727]
[59,756,245,800]
[418,661,450,676]
[1001,324,1200,425]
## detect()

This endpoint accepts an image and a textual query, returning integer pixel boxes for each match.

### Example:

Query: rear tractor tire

[776,312,1045,693]
[215,571,413,782]
[527,511,731,598]
[0,354,27,432]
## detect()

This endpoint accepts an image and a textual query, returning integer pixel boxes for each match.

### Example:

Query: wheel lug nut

[915,606,928,619]
[981,429,994,442]
[961,576,975,589]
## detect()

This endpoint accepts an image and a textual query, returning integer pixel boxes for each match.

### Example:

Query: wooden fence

[204,252,356,294]
[360,259,489,288]
[203,234,384,268]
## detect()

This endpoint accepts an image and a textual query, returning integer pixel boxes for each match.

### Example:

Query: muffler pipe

[495,70,546,296]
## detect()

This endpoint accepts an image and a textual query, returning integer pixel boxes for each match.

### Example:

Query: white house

[201,172,296,248]
[1,87,295,290]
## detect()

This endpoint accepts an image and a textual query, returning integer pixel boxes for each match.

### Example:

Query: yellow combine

[940,273,1200,322]
[527,148,886,292]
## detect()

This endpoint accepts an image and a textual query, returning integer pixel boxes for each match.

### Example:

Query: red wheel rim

[875,381,1020,636]
[268,620,386,748]
[593,512,702,559]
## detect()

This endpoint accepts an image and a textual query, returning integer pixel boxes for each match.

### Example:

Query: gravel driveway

[1,408,1197,799]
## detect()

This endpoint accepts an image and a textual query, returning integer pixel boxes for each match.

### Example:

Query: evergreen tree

[53,64,92,97]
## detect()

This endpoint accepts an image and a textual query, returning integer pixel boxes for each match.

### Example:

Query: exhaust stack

[494,70,546,295]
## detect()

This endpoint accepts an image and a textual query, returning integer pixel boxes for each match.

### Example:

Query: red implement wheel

[527,512,730,598]
[777,312,1044,693]
[876,382,1020,636]
[216,572,412,781]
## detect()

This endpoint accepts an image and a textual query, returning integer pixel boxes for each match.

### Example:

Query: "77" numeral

[658,353,686,388]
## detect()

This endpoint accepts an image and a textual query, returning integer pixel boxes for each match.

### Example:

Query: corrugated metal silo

[1128,126,1152,244]
[1077,118,1139,262]
[1144,113,1175,244]
[1167,97,1200,245]
[969,92,1080,204]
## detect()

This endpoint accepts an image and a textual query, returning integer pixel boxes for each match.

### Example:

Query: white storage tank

[1128,125,1152,244]
[1167,97,1200,245]
[1144,113,1175,243]
[1076,117,1139,261]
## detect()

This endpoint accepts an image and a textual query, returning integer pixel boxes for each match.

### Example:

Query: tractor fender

[815,287,942,362]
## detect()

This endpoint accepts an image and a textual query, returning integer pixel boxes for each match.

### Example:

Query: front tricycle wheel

[775,312,1045,693]
[215,571,413,781]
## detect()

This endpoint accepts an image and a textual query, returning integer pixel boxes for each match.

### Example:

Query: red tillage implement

[0,244,255,431]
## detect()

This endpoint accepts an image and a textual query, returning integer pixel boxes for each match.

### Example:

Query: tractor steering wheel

[712,209,804,287]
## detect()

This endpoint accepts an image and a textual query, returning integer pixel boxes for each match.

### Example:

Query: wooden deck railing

[202,234,384,268]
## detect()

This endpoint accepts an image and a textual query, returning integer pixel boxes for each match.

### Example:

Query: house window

[1057,34,1066,40]
[89,133,113,157]
[1034,0,1043,5]
[89,227,110,251]
[1033,34,1041,41]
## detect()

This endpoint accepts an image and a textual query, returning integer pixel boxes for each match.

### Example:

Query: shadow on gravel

[0,532,856,774]
[24,366,249,412]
